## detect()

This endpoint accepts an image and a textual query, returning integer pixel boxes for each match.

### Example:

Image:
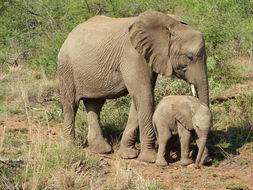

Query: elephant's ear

[128,10,174,76]
[173,108,194,131]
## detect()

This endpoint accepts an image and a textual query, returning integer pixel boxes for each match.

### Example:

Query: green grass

[0,104,22,114]
[225,183,249,190]
[0,129,28,158]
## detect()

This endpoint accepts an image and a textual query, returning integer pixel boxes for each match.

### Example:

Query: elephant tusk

[191,84,196,97]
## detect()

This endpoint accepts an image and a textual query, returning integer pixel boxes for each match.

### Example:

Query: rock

[187,163,195,168]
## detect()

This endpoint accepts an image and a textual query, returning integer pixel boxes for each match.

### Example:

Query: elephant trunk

[195,135,208,166]
[196,68,209,106]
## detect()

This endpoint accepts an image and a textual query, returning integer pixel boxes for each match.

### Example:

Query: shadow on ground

[186,120,253,163]
[76,114,252,165]
[102,123,125,146]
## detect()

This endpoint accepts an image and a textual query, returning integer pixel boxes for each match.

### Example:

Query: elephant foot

[63,133,75,144]
[200,155,212,165]
[156,158,168,166]
[180,157,193,166]
[88,137,112,154]
[118,146,139,159]
[138,148,156,163]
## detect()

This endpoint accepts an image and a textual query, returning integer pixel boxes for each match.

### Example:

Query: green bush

[1,0,252,90]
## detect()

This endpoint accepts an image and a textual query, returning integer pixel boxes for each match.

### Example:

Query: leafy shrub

[225,183,249,190]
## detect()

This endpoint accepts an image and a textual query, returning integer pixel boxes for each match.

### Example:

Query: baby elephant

[153,95,212,167]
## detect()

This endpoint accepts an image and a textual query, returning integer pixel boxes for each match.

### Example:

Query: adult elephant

[57,10,209,163]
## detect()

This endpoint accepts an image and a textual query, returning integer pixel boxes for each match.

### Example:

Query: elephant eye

[180,21,187,25]
[187,55,193,61]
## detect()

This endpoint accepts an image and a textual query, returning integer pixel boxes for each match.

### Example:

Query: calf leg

[196,137,212,164]
[178,122,193,166]
[155,120,172,166]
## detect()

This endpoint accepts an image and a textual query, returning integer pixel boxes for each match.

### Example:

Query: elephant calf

[153,95,212,166]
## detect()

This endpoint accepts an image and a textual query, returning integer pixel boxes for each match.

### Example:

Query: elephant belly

[74,68,128,99]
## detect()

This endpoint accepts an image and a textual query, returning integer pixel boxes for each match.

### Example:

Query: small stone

[187,163,195,168]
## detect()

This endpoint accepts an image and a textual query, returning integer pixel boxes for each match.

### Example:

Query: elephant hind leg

[62,99,79,143]
[58,62,79,143]
[83,99,112,154]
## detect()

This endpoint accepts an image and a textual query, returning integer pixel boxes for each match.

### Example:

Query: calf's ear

[174,110,194,131]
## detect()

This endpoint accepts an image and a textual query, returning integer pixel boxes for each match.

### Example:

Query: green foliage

[148,184,164,190]
[212,159,220,167]
[0,0,251,103]
[208,92,253,161]
[225,183,249,190]
[0,0,88,74]
[0,104,22,114]
[177,0,253,91]
[1,0,252,82]
[155,76,192,105]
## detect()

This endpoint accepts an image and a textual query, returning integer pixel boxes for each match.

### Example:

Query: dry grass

[107,161,161,190]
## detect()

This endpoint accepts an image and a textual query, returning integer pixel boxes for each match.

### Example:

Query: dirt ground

[1,114,253,190]
[85,148,253,190]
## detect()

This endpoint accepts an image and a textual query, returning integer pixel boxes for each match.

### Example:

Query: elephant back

[67,16,135,48]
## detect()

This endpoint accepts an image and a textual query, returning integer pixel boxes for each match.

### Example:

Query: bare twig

[0,158,25,163]
[211,93,241,104]
[5,49,35,67]
[0,158,25,169]
[11,1,43,18]
[84,0,91,13]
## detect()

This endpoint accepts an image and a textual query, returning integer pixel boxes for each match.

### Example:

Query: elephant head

[129,10,209,105]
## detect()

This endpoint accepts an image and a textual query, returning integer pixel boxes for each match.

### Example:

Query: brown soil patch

[83,148,253,190]
[0,115,62,144]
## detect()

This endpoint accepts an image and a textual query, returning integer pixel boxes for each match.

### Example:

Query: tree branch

[211,93,240,104]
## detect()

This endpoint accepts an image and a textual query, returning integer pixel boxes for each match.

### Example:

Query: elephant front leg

[121,65,157,162]
[83,99,112,154]
[155,123,172,166]
[196,137,212,165]
[178,122,193,166]
[138,121,156,163]
[119,101,140,159]
[136,94,156,163]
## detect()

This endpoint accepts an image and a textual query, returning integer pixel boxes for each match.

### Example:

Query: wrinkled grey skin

[153,95,212,166]
[57,10,209,163]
